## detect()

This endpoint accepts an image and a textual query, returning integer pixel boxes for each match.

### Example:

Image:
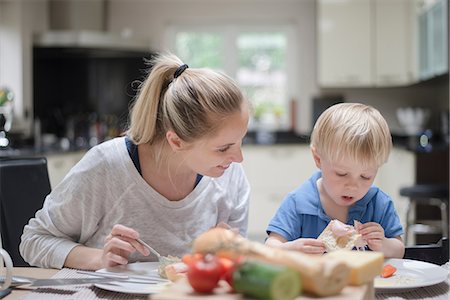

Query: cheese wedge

[325,250,384,285]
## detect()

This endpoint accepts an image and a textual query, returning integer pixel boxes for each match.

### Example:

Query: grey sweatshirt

[20,137,250,269]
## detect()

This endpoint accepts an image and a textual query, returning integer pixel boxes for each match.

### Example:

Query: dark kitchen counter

[243,130,449,152]
[1,131,448,157]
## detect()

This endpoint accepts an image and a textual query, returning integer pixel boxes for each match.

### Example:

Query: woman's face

[183,107,249,178]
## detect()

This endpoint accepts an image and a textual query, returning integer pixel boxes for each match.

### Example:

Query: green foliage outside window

[175,32,223,69]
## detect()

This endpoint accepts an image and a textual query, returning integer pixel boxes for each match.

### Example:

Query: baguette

[192,228,350,297]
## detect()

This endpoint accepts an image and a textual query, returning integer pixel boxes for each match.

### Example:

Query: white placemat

[21,268,148,300]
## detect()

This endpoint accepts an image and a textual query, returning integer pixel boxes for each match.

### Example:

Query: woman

[20,53,250,270]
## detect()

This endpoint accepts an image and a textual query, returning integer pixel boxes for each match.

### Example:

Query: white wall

[0,0,48,135]
[107,0,319,134]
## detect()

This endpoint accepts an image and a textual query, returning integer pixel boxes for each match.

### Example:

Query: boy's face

[313,150,378,206]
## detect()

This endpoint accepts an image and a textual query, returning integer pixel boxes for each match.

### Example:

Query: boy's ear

[311,146,321,168]
[166,130,184,151]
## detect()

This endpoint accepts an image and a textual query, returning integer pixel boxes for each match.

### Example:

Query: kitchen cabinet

[46,151,85,188]
[317,0,372,87]
[242,145,316,242]
[373,148,416,230]
[242,145,415,242]
[375,0,416,86]
[418,0,448,80]
[317,0,416,87]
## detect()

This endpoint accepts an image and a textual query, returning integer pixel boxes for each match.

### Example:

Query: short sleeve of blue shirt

[266,171,404,241]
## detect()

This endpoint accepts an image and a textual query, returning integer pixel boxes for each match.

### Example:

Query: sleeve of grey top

[20,145,112,268]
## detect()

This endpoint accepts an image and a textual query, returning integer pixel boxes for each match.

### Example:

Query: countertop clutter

[2,128,446,158]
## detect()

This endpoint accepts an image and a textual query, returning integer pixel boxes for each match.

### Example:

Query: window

[167,24,295,130]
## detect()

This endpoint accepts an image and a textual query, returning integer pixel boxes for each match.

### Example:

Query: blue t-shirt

[266,171,404,241]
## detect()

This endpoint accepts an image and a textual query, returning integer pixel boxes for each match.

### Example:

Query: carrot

[381,264,397,278]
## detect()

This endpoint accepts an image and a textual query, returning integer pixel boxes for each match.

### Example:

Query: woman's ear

[166,130,183,151]
[311,146,321,169]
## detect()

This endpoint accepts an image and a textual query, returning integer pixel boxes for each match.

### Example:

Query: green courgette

[233,259,301,300]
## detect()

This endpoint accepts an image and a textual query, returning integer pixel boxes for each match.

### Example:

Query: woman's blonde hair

[310,103,392,167]
[127,52,246,145]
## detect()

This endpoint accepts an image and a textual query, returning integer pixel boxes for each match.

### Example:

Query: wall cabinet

[318,0,416,87]
[317,0,372,87]
[418,0,448,80]
[46,151,85,189]
[242,145,415,242]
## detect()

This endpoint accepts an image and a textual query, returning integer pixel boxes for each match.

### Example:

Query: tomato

[187,254,224,293]
[182,253,203,265]
[218,257,236,287]
[219,256,245,289]
[381,264,397,278]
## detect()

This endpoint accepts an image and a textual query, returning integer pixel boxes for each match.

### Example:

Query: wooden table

[1,265,448,300]
[1,267,59,300]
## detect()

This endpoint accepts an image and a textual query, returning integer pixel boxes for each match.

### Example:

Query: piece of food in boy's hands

[318,219,367,252]
[186,253,224,294]
[233,259,301,300]
[381,264,397,278]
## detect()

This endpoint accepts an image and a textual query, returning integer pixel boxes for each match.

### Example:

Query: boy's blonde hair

[127,52,246,145]
[310,102,392,167]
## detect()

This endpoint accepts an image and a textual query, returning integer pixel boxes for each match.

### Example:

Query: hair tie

[174,64,189,78]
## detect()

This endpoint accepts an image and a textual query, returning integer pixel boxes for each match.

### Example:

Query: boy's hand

[287,238,326,255]
[358,222,385,252]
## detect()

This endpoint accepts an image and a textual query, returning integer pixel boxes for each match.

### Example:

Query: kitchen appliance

[312,95,344,129]
[396,107,431,136]
[396,107,433,151]
[33,47,153,142]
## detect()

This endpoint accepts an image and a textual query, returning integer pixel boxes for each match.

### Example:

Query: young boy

[265,103,405,258]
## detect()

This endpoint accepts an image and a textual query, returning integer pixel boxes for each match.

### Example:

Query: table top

[2,267,58,300]
[1,263,449,300]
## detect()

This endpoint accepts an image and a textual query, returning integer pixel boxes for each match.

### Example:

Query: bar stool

[400,184,449,246]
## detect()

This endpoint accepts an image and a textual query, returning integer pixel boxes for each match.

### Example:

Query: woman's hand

[358,222,385,252]
[102,224,150,268]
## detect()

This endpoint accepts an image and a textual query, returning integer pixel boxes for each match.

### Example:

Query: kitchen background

[0,0,448,244]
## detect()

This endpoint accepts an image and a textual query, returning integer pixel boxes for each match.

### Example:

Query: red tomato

[182,253,204,265]
[381,264,397,278]
[219,256,245,289]
[187,254,224,294]
[218,257,235,287]
[218,257,235,273]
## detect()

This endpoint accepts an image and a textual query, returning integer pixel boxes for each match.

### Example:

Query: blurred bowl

[396,107,430,136]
